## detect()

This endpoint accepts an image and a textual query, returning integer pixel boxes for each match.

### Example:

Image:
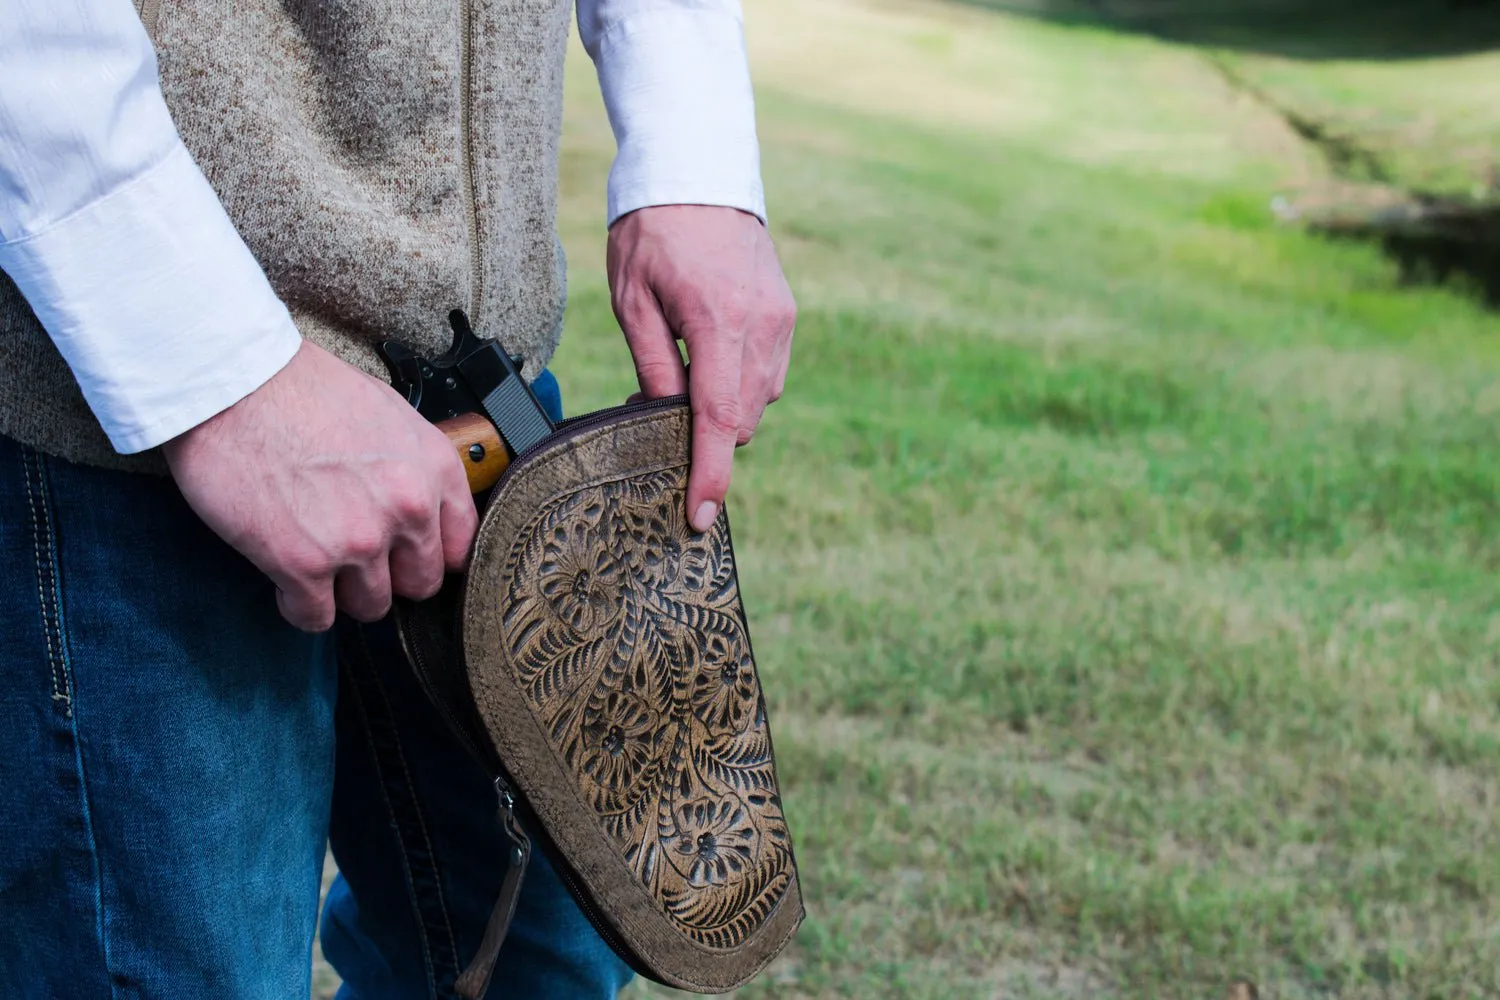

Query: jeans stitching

[351,624,464,993]
[19,446,117,997]
[341,625,466,997]
[20,447,70,716]
[339,652,438,995]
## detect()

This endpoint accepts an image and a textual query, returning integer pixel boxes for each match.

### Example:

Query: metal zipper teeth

[138,0,162,35]
[459,0,483,318]
[499,394,689,486]
[500,775,657,979]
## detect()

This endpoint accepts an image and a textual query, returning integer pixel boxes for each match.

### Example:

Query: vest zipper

[459,0,484,318]
[138,0,162,36]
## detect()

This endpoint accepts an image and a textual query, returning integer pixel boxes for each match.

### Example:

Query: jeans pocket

[15,444,72,717]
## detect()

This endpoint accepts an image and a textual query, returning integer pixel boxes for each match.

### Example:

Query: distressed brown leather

[398,399,803,993]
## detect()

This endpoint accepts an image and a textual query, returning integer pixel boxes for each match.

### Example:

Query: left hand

[607,204,796,533]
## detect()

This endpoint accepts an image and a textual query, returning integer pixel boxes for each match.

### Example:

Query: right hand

[162,340,478,632]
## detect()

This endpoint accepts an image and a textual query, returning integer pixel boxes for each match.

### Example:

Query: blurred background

[319,1,1500,996]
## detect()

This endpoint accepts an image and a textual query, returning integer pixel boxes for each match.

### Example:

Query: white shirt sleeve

[0,0,302,455]
[576,0,766,227]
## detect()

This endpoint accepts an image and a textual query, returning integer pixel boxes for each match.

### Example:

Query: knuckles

[340,530,386,565]
[391,554,446,603]
[635,356,683,391]
[283,597,336,634]
[773,300,798,334]
[612,283,659,327]
[280,550,337,586]
[298,613,336,634]
[697,397,743,435]
[402,573,445,602]
[346,598,392,625]
[386,482,437,526]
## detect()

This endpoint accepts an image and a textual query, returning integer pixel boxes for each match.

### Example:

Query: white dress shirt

[0,0,763,455]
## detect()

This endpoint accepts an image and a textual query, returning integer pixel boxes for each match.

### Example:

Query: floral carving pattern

[501,468,794,948]
[537,520,625,633]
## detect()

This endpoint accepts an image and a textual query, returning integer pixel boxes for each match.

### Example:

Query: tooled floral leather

[497,466,795,949]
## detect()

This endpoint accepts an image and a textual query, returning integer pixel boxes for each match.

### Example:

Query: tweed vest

[0,0,573,473]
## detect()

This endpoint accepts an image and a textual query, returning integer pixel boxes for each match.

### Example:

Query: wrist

[610,204,764,232]
[161,338,307,459]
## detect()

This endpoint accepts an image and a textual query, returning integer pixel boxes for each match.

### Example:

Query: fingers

[276,453,469,632]
[330,508,455,627]
[334,556,394,624]
[770,332,792,404]
[607,205,798,532]
[686,320,744,532]
[389,527,446,602]
[273,576,337,634]
[736,325,792,445]
[614,282,689,399]
[273,518,454,633]
[435,451,480,572]
[729,284,796,446]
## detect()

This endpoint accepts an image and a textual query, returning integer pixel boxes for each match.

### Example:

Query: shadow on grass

[949,2,1500,305]
[1311,200,1500,308]
[954,0,1500,60]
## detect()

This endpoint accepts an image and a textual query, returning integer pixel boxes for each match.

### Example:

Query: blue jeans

[0,372,633,998]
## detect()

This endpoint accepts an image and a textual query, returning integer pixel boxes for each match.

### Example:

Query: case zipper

[454,775,534,998]
[471,393,689,980]
[448,393,690,985]
[405,601,657,980]
[504,393,688,478]
[498,771,657,979]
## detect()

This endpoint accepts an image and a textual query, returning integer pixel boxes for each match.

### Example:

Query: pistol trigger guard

[376,339,427,410]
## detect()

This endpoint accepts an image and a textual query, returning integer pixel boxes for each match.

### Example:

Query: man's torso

[0,0,573,471]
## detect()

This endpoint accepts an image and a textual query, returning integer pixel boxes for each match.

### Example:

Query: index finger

[685,326,745,533]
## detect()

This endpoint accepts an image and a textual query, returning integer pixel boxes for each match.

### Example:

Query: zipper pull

[495,776,531,867]
[454,775,533,1000]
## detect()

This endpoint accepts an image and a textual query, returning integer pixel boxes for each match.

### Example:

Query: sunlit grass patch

[570,2,1500,997]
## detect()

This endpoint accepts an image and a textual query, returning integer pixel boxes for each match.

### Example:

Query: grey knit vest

[0,0,573,473]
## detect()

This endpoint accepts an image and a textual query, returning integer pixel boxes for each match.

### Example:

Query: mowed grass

[314,2,1499,996]
[550,2,1500,997]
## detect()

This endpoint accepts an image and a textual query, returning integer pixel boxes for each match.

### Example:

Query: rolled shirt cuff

[590,6,767,226]
[0,142,302,453]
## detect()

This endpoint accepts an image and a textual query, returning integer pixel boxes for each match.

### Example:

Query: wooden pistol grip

[438,413,509,493]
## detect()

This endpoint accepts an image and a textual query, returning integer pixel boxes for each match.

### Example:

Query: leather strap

[455,779,532,999]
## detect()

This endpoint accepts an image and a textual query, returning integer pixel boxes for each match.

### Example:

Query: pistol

[377,310,555,493]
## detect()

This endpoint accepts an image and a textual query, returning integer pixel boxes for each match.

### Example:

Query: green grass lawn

[961,0,1500,199]
[305,2,1500,996]
[577,2,1500,997]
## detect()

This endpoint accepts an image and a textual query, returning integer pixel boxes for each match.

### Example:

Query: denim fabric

[0,433,336,998]
[0,369,632,999]
[320,616,634,1000]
